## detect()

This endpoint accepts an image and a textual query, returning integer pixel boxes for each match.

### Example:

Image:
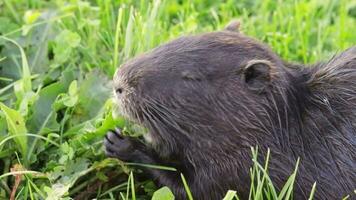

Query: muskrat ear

[224,20,240,32]
[242,60,273,92]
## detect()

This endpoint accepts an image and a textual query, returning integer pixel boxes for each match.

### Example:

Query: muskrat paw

[104,128,137,161]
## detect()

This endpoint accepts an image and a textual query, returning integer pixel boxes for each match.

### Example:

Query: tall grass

[0,0,355,199]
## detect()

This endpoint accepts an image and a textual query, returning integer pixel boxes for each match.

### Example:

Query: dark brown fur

[104,28,356,199]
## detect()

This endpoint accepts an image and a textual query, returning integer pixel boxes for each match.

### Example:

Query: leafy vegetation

[0,0,355,199]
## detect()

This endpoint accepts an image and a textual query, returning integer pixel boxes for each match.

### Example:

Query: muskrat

[104,22,356,199]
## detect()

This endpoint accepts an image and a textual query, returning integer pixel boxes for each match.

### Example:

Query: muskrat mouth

[113,98,149,137]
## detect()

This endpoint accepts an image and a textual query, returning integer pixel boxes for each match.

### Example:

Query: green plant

[1,0,355,199]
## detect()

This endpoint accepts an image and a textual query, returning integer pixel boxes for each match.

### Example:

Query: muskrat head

[113,29,290,153]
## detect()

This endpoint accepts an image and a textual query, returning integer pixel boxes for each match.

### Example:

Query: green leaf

[22,10,42,35]
[53,30,81,63]
[53,80,78,109]
[94,107,126,138]
[68,80,77,96]
[24,10,41,24]
[0,113,7,137]
[0,36,33,116]
[0,17,20,35]
[27,68,76,134]
[152,186,175,200]
[56,30,81,48]
[72,70,110,123]
[0,102,27,156]
[0,112,9,154]
[0,36,32,93]
[27,82,63,133]
[46,158,90,199]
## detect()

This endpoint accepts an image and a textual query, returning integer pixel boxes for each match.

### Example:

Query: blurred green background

[0,0,355,199]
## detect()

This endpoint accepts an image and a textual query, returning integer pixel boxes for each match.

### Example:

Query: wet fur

[105,30,356,200]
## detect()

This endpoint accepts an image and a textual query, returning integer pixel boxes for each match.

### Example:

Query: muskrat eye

[116,88,123,94]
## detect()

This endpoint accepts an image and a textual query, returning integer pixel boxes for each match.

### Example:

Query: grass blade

[113,7,123,70]
[181,173,194,200]
[130,171,136,200]
[223,190,240,200]
[308,182,317,200]
[125,162,177,171]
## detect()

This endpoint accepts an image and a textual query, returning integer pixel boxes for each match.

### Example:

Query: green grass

[0,0,355,199]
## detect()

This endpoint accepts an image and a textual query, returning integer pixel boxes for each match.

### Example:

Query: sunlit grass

[0,0,355,199]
